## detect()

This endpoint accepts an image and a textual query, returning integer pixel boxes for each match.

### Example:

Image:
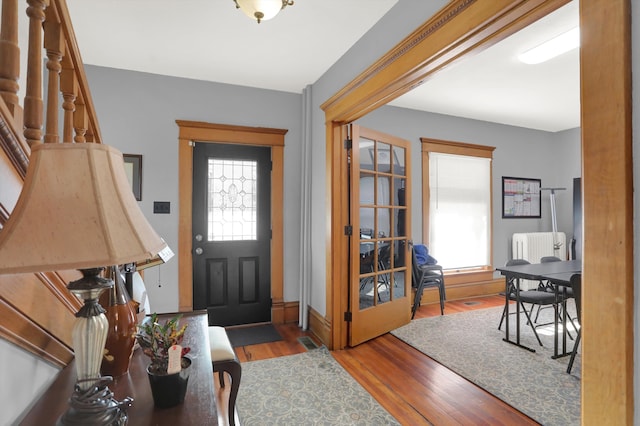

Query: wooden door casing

[322,0,633,423]
[176,121,287,324]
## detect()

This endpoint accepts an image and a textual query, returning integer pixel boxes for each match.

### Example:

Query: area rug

[225,324,283,347]
[391,304,581,426]
[236,346,399,425]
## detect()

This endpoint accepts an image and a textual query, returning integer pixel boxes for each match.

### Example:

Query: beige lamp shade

[0,142,167,274]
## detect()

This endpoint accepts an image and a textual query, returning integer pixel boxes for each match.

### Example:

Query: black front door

[192,142,271,326]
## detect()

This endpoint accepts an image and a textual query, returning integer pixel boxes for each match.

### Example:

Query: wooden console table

[20,311,218,425]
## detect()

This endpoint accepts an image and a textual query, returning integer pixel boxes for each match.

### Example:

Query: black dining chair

[537,255,576,331]
[567,273,582,374]
[498,259,562,347]
[410,243,445,318]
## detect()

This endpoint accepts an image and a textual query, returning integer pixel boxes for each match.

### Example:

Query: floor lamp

[541,187,566,257]
[0,142,168,425]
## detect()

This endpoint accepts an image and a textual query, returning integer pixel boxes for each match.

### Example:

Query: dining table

[496,260,581,358]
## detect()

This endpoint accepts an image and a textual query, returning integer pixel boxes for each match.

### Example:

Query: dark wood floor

[216,295,540,426]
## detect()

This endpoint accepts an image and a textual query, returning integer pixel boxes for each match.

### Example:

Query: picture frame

[502,176,541,218]
[123,154,142,201]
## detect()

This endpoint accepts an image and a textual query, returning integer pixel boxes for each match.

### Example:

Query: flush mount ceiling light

[519,27,580,64]
[233,0,294,23]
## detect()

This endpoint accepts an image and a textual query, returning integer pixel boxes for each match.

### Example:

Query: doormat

[225,324,283,348]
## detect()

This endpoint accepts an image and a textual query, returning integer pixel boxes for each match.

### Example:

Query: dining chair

[498,259,561,347]
[377,243,392,293]
[566,273,582,374]
[410,243,445,318]
[537,255,576,330]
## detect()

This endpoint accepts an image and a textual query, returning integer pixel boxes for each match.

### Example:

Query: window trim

[421,138,495,282]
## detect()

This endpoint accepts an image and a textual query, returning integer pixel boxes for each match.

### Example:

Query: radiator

[512,232,567,289]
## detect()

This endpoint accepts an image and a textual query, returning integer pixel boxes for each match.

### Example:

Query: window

[421,139,495,274]
[207,158,257,241]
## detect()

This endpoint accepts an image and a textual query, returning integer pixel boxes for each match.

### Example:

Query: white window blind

[429,153,491,269]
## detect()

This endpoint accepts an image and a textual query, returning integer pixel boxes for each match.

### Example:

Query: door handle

[195,234,203,242]
[194,247,203,255]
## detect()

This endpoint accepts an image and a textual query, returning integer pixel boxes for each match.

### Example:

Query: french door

[348,125,412,346]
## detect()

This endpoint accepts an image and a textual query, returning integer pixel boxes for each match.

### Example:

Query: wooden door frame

[176,120,287,324]
[321,0,632,423]
[348,125,413,346]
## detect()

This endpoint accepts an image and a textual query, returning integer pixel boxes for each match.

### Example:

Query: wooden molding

[176,121,286,324]
[271,297,285,324]
[420,138,495,158]
[282,301,300,324]
[417,278,504,305]
[580,0,633,422]
[0,298,72,368]
[323,0,632,422]
[322,0,571,124]
[0,101,29,177]
[308,306,331,348]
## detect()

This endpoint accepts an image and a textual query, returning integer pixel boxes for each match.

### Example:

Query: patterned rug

[391,304,581,426]
[237,346,399,425]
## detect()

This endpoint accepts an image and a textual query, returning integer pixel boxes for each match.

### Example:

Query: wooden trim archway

[176,120,287,323]
[321,0,632,423]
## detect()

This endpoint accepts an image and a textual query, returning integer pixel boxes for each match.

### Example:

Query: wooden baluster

[43,7,63,144]
[84,121,96,143]
[23,0,49,147]
[0,0,21,116]
[73,101,88,143]
[60,66,76,143]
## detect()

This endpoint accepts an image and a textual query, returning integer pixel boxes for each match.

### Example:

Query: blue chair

[410,243,445,318]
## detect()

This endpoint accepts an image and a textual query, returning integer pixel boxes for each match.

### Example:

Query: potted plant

[135,313,192,408]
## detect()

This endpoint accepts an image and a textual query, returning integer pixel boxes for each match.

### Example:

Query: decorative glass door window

[207,158,257,241]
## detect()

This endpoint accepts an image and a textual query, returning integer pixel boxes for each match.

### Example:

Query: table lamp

[0,142,168,425]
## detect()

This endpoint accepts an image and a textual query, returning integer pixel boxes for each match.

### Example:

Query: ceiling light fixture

[233,0,294,24]
[519,27,580,64]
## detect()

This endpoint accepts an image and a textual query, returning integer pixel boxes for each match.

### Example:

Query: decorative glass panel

[207,159,257,241]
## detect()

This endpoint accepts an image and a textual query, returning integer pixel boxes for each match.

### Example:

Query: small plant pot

[146,357,192,408]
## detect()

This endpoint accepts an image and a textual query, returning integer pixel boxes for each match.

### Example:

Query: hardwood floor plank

[220,296,540,425]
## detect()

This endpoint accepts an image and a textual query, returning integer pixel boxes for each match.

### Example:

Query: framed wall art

[502,176,541,218]
[123,154,142,201]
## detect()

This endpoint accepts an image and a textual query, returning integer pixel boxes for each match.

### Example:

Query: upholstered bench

[208,326,242,426]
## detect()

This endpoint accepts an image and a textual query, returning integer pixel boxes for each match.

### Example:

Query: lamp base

[57,377,132,426]
[61,268,133,425]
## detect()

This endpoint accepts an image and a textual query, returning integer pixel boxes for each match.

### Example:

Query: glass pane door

[349,125,411,346]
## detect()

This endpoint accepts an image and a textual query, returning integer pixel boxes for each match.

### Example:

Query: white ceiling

[66,0,579,133]
[389,1,580,132]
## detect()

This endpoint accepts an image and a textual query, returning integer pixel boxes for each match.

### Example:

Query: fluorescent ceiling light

[519,27,580,64]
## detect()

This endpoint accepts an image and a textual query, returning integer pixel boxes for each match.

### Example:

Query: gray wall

[308,0,450,314]
[85,66,304,313]
[84,63,580,317]
[5,0,638,423]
